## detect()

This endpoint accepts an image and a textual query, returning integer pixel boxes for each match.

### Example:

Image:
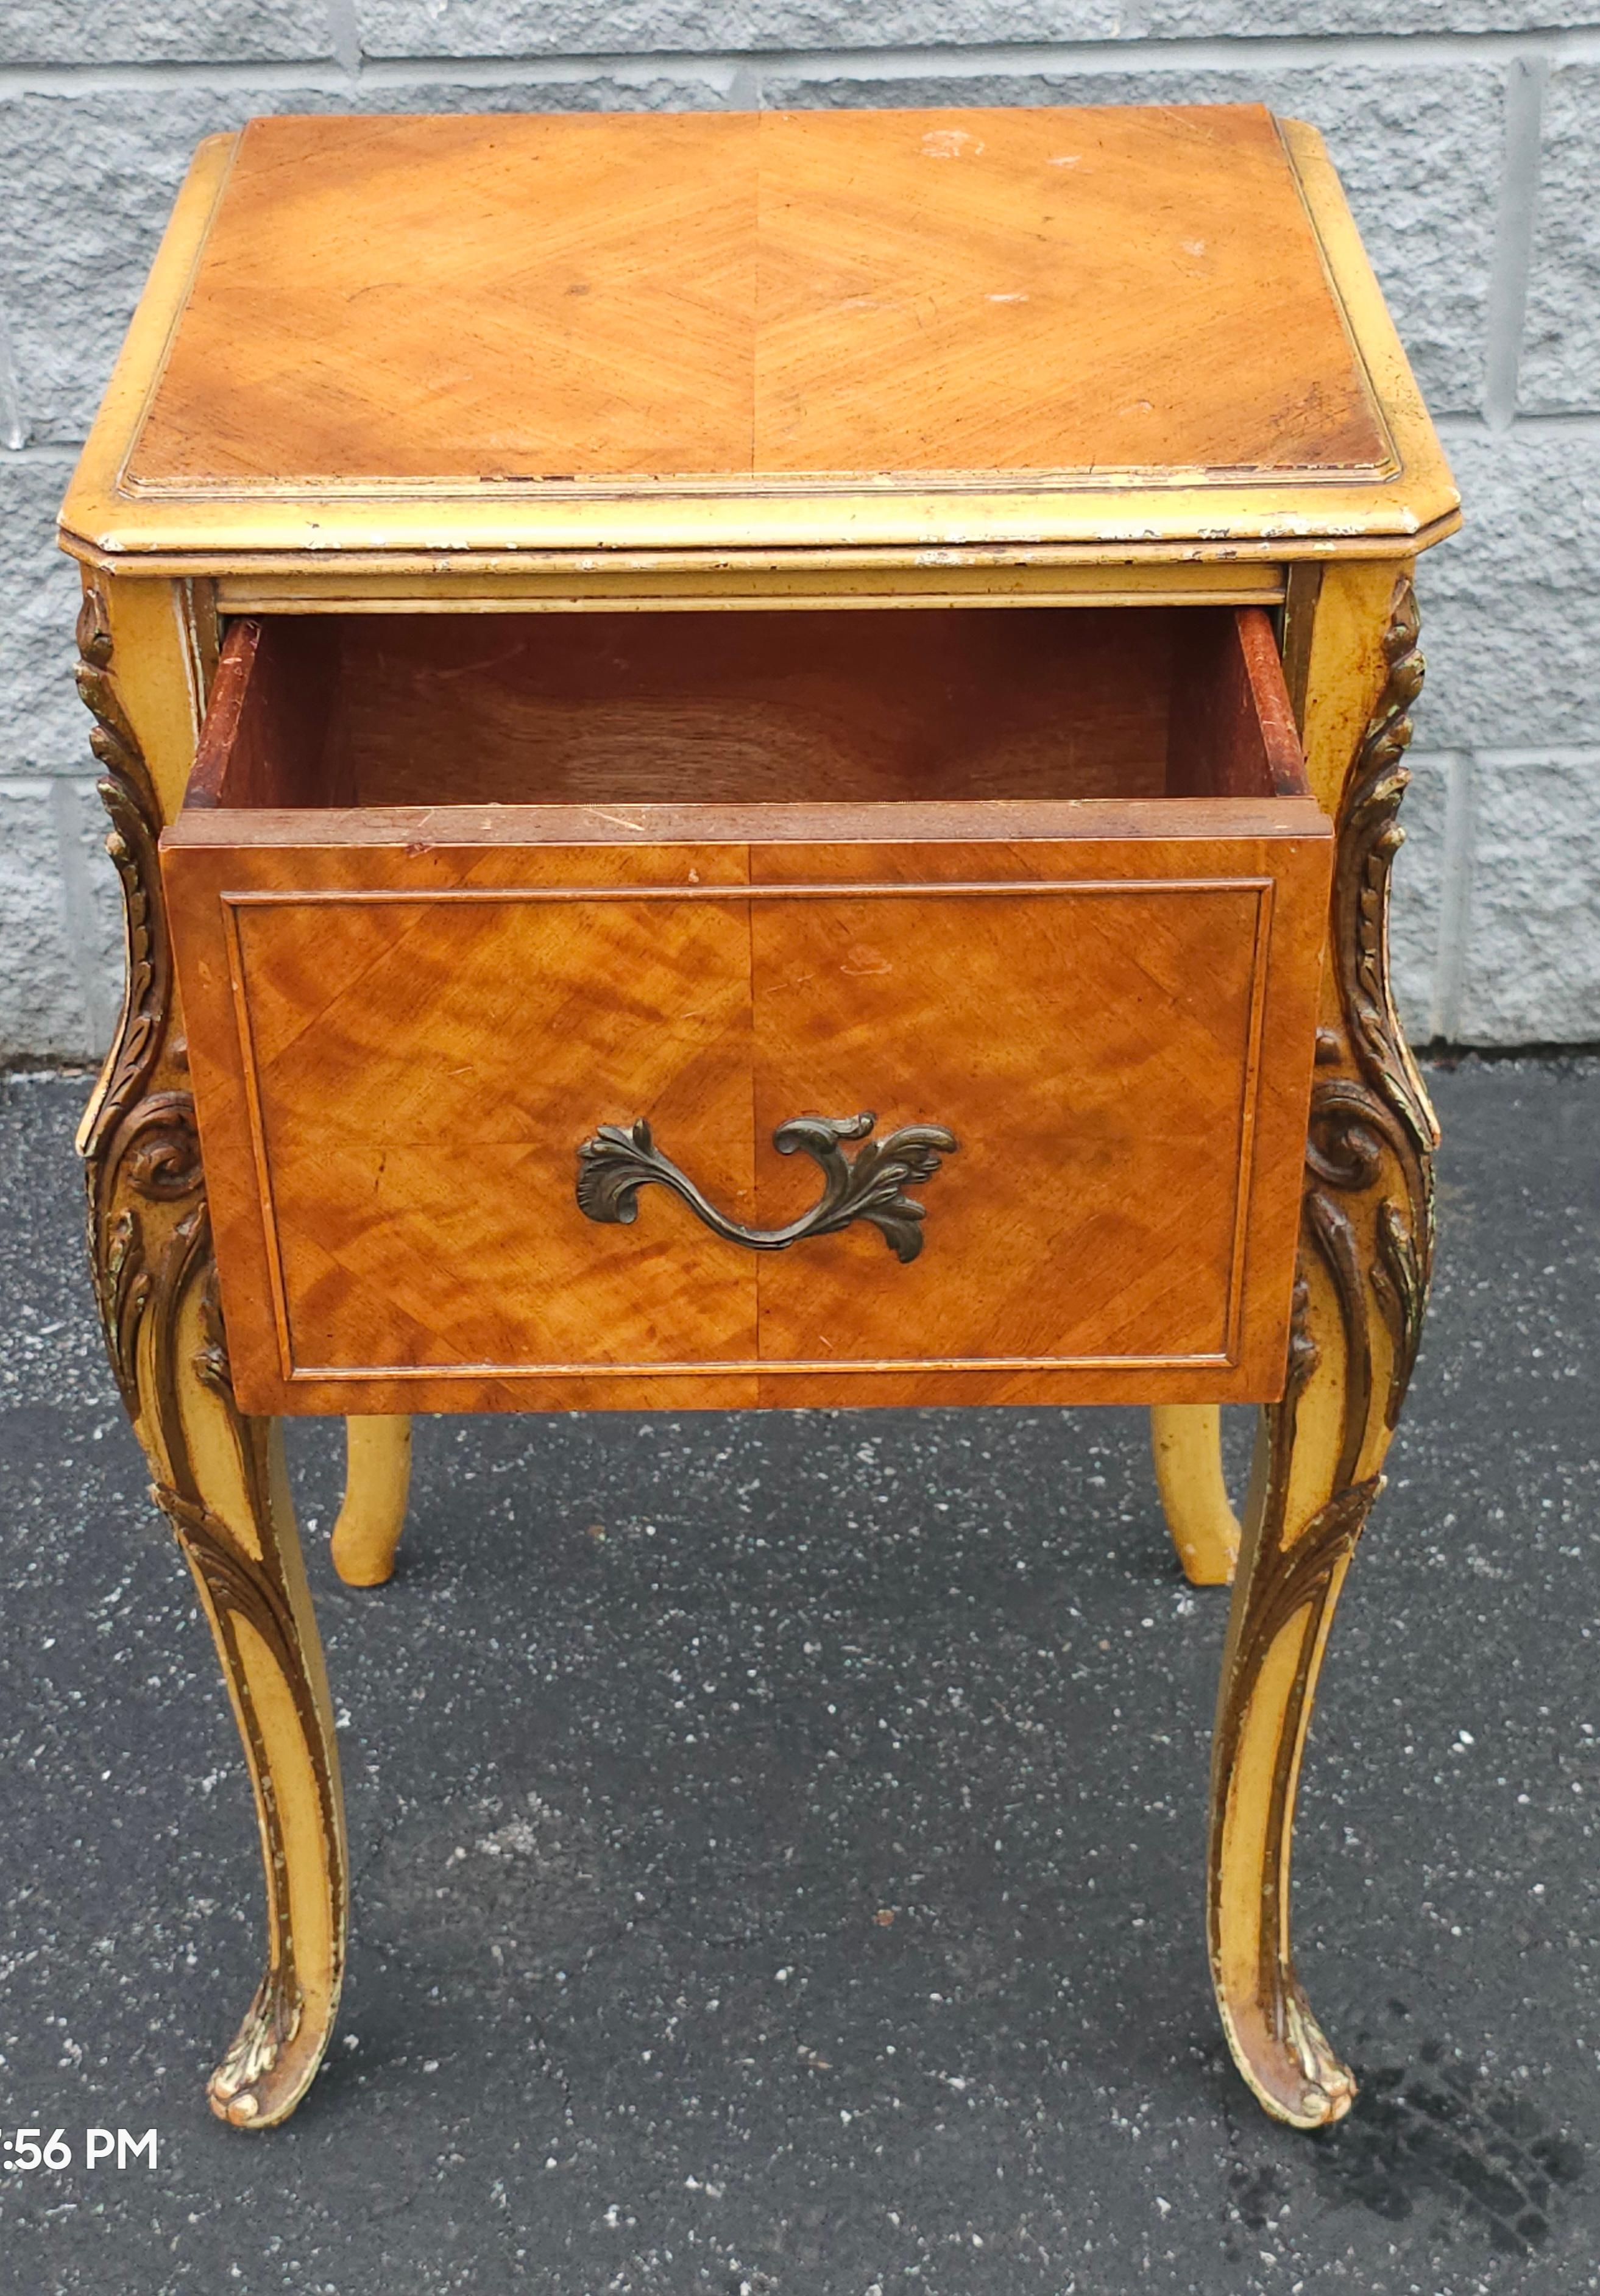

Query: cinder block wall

[2,5,1597,1060]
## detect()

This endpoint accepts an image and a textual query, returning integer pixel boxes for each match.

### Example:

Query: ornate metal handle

[576,1111,959,1263]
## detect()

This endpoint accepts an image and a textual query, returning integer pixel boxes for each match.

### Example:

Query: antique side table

[58,105,1457,2135]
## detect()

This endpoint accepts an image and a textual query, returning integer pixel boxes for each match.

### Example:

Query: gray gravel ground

[0,1060,1596,2296]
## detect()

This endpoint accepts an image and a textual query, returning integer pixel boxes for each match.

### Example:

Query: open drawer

[161,605,1333,1415]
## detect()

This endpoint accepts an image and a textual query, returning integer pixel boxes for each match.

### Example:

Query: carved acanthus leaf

[1323,573,1438,1158]
[1303,573,1438,1436]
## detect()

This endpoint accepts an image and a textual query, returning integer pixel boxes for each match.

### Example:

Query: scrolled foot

[206,1967,334,2130]
[1219,1974,1356,2130]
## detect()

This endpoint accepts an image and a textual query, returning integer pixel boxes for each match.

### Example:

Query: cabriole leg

[77,577,347,2129]
[1149,1405,1241,1586]
[1208,573,1437,2128]
[331,1416,412,1587]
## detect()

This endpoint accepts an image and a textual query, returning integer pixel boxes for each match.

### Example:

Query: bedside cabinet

[58,103,1458,2135]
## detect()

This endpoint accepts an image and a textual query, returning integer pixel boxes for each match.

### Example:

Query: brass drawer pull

[576,1111,959,1263]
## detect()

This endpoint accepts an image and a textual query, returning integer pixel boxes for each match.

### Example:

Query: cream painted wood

[1149,1405,1242,1586]
[330,1417,413,1587]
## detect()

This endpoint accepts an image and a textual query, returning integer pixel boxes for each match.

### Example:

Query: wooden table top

[60,105,1457,572]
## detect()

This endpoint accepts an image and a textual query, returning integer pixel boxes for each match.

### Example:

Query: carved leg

[77,579,347,2129]
[1208,574,1437,2128]
[1149,1405,1240,1585]
[330,1416,412,1587]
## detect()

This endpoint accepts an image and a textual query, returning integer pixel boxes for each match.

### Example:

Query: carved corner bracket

[1304,570,1439,1467]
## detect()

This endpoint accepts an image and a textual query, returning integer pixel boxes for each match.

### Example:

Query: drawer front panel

[166,832,1329,1413]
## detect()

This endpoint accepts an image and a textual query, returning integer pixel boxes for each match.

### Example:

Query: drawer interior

[185,604,1311,815]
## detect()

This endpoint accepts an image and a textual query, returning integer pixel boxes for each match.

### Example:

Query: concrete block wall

[1,7,1596,1060]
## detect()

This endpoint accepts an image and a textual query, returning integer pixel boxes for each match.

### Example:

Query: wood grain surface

[188,615,344,809]
[124,107,1387,495]
[60,115,1457,568]
[165,859,1322,1405]
[186,604,1308,813]
[163,595,1331,1414]
[166,857,1327,1410]
[1169,606,1309,799]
